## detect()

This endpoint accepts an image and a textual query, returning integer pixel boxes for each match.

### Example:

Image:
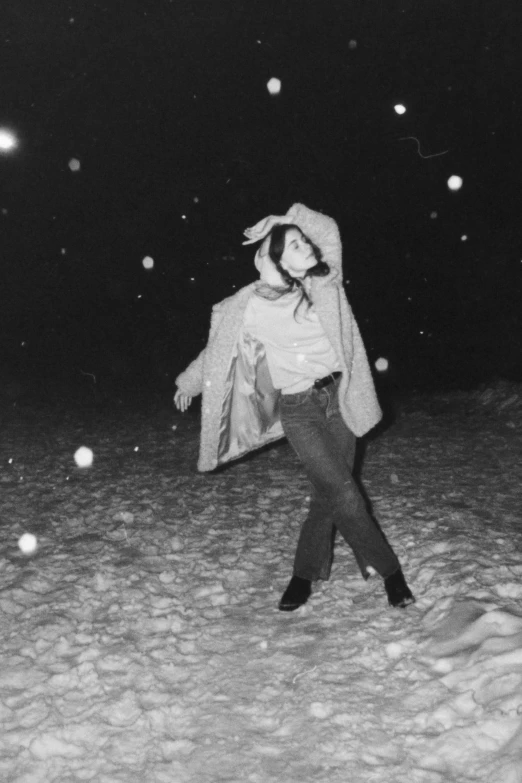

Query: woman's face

[279,229,317,278]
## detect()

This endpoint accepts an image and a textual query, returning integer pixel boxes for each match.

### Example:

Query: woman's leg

[293,425,370,581]
[280,381,400,582]
[280,390,339,581]
[293,486,337,581]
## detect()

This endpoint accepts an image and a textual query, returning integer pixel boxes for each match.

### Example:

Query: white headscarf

[253,234,286,287]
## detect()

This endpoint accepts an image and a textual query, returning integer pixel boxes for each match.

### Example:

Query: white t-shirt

[243,288,341,394]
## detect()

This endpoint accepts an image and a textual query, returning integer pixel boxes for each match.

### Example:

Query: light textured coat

[176,204,382,472]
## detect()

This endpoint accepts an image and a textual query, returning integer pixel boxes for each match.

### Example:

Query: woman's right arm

[173,299,227,411]
[174,388,193,412]
[174,347,206,411]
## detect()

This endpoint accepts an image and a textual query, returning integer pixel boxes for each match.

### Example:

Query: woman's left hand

[242,214,289,245]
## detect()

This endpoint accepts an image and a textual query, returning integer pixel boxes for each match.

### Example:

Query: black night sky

[1,0,521,405]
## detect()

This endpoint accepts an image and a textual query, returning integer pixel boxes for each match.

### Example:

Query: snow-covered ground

[1,380,521,783]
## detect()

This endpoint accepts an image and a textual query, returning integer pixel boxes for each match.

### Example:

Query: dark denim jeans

[279,375,400,582]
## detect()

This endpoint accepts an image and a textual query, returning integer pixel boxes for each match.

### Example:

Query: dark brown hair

[260,224,330,319]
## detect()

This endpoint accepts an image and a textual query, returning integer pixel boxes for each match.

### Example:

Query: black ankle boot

[278,576,312,612]
[384,568,415,608]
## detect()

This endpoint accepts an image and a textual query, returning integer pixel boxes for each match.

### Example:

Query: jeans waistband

[313,371,342,390]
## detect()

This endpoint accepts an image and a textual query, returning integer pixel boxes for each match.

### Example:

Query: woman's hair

[259,224,330,319]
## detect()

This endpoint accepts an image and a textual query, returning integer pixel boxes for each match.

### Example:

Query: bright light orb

[0,129,18,152]
[430,211,438,219]
[461,235,468,241]
[267,78,282,95]
[348,40,357,49]
[447,175,463,191]
[68,158,81,172]
[18,533,38,554]
[375,357,389,372]
[394,104,407,115]
[74,446,93,468]
[142,256,154,270]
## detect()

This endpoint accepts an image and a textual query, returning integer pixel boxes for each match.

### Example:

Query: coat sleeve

[174,300,226,397]
[175,347,206,397]
[285,203,343,283]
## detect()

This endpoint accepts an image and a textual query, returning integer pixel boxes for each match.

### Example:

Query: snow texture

[1,380,521,782]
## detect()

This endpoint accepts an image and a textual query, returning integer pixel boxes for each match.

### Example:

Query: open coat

[175,203,383,472]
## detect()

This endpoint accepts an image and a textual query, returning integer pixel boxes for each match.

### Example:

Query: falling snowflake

[74,446,93,468]
[0,129,18,151]
[447,175,463,191]
[18,533,38,554]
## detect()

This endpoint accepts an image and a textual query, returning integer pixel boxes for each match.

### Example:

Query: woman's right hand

[174,389,193,412]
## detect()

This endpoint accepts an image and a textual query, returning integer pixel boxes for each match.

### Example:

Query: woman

[174,203,415,611]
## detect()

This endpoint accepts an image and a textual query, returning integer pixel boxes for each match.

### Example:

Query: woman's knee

[332,478,367,512]
[313,477,358,507]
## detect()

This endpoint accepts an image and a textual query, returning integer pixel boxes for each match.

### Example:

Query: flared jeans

[279,375,400,582]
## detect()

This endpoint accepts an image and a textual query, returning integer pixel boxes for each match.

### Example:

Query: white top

[243,288,341,394]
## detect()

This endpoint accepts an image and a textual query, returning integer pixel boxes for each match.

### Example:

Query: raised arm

[285,203,343,281]
[243,203,343,283]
